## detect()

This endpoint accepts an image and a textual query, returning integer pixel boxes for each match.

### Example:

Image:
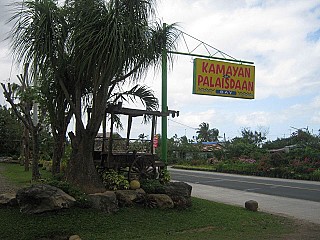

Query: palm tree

[196,122,210,142]
[8,0,73,176]
[65,0,178,193]
[8,0,179,192]
[196,122,219,142]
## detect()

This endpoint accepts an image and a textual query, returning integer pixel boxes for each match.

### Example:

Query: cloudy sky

[1,0,320,141]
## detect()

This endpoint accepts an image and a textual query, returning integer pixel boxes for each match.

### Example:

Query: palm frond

[112,84,159,112]
[8,0,67,78]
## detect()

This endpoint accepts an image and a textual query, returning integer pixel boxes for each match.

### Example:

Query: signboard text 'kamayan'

[193,58,255,99]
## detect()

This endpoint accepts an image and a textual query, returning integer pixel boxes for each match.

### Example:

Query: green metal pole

[161,23,168,166]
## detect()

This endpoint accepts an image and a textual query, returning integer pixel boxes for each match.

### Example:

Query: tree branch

[1,83,34,131]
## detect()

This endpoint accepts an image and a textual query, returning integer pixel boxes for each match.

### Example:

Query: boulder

[146,194,174,209]
[115,189,146,207]
[245,200,258,211]
[88,191,119,213]
[129,180,141,190]
[69,235,81,240]
[16,184,76,214]
[0,157,19,164]
[0,193,18,207]
[161,182,192,209]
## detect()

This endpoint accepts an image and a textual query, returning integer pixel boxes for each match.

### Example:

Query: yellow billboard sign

[193,58,255,99]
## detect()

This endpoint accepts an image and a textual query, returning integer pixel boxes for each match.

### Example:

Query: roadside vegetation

[164,124,320,181]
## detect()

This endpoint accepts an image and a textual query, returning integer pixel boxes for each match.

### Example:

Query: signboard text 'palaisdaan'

[193,58,255,99]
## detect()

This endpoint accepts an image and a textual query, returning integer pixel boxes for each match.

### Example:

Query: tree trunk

[31,128,40,180]
[66,131,105,194]
[52,131,66,175]
[23,127,30,172]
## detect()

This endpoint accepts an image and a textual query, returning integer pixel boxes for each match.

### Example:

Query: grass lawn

[0,198,294,240]
[0,162,52,187]
[0,163,299,240]
[173,164,217,172]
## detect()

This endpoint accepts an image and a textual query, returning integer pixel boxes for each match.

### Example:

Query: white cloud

[235,111,271,126]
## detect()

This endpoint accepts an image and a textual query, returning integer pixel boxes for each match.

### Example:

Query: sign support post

[160,23,254,167]
[161,23,168,167]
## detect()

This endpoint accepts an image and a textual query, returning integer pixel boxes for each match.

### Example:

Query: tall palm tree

[65,0,178,192]
[8,0,72,176]
[196,122,219,142]
[8,0,179,192]
[196,122,210,142]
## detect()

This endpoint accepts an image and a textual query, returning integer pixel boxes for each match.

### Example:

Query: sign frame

[193,58,255,99]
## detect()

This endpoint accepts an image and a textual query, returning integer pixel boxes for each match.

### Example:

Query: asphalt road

[170,168,320,203]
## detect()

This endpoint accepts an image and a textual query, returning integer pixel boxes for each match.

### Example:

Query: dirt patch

[280,218,320,240]
[179,226,217,233]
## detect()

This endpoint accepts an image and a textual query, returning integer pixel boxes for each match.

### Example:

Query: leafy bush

[140,179,164,194]
[159,169,171,184]
[101,169,129,191]
[214,160,258,175]
[310,169,320,181]
[44,179,91,208]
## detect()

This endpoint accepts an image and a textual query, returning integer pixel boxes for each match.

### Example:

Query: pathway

[0,165,20,194]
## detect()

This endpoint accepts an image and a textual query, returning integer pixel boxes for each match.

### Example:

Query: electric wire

[168,118,197,130]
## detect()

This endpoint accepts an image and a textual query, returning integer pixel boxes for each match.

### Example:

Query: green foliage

[159,169,171,184]
[165,134,201,164]
[0,105,23,157]
[61,142,72,172]
[0,163,51,186]
[140,179,165,194]
[196,122,219,142]
[39,128,54,161]
[226,138,259,158]
[214,149,224,160]
[169,126,319,181]
[213,159,258,175]
[310,169,320,181]
[44,179,91,208]
[240,127,267,146]
[100,169,129,191]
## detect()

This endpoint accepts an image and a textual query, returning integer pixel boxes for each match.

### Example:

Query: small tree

[240,127,268,146]
[1,68,44,180]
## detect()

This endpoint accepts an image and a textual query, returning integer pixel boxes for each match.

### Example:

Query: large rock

[115,189,146,207]
[161,182,192,209]
[0,193,18,207]
[16,184,76,214]
[69,235,81,240]
[146,194,174,209]
[88,191,119,213]
[245,200,258,211]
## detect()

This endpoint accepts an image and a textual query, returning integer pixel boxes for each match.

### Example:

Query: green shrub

[101,169,129,191]
[140,179,164,194]
[310,169,320,181]
[44,179,91,208]
[159,169,171,184]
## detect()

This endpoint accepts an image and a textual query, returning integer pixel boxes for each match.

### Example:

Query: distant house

[268,144,299,153]
[194,141,225,152]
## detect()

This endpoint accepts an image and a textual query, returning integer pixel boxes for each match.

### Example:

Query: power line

[168,119,197,130]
